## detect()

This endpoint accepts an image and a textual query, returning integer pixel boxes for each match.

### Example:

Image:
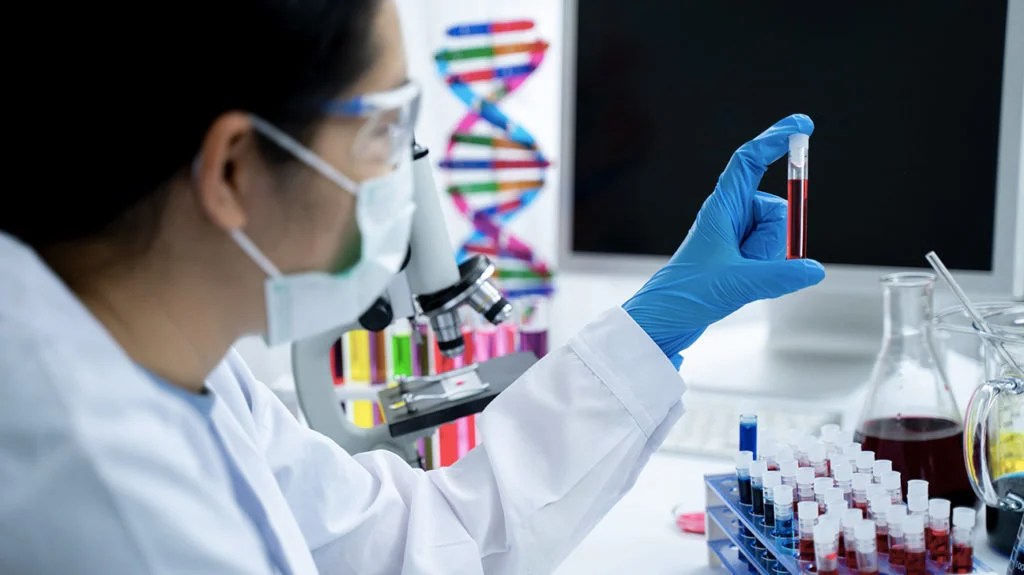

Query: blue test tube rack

[704,473,994,575]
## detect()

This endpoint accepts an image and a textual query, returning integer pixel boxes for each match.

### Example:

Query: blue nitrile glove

[623,114,826,363]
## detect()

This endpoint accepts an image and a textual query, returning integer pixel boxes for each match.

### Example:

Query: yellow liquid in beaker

[992,431,1024,478]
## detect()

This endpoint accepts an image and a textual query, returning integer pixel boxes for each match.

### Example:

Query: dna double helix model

[434,19,554,298]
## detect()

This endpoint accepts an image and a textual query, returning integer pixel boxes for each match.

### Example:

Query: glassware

[854,273,975,509]
[940,301,1024,555]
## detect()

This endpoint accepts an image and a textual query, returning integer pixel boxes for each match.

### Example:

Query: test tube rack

[704,473,995,575]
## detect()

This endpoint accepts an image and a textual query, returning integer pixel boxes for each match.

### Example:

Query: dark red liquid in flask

[787,178,808,259]
[854,417,975,508]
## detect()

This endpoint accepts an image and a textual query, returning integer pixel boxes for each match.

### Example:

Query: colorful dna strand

[434,19,555,298]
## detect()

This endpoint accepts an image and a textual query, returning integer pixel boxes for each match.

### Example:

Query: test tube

[796,436,815,467]
[735,451,754,506]
[870,497,890,554]
[843,442,862,469]
[852,473,872,512]
[903,515,927,575]
[814,477,835,514]
[809,443,828,478]
[906,479,929,501]
[832,462,854,505]
[950,507,975,574]
[855,451,875,475]
[824,487,847,516]
[780,459,799,488]
[776,444,795,467]
[842,508,864,567]
[872,459,892,485]
[787,133,809,260]
[888,505,908,571]
[882,471,902,504]
[760,443,779,472]
[927,498,951,564]
[797,467,816,513]
[739,414,758,458]
[814,521,840,575]
[798,501,819,561]
[763,471,782,528]
[751,460,766,517]
[855,520,880,575]
[774,484,796,543]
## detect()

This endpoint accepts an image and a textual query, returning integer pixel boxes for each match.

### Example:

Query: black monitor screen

[570,1,1007,271]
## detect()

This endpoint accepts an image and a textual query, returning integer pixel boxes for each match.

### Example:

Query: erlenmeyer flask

[853,273,976,508]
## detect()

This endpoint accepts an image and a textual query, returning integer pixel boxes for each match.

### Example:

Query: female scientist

[0,1,824,573]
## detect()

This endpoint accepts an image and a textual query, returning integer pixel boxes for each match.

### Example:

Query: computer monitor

[559,0,1024,368]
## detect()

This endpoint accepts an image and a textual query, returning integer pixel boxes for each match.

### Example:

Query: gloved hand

[623,114,826,363]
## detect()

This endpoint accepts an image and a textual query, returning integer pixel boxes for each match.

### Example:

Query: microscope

[291,143,537,466]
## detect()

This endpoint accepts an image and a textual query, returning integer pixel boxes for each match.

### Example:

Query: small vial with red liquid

[796,467,816,517]
[814,477,835,514]
[787,133,809,260]
[815,521,840,575]
[832,463,853,505]
[852,473,872,512]
[949,507,975,574]
[780,459,799,488]
[906,480,929,501]
[888,505,909,572]
[903,515,927,575]
[798,501,819,561]
[869,500,890,554]
[796,435,815,467]
[735,451,754,506]
[842,508,864,568]
[855,520,880,575]
[760,443,780,472]
[809,443,829,478]
[927,498,951,564]
[824,488,846,516]
[820,423,842,457]
[907,494,929,528]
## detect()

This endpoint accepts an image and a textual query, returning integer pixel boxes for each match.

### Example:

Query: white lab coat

[0,231,686,575]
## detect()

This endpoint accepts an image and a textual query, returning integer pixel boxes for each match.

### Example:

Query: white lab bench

[554,447,1012,574]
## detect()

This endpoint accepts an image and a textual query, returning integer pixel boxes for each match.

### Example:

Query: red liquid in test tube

[787,133,809,260]
[904,550,926,575]
[889,544,905,567]
[950,542,973,573]
[928,529,950,564]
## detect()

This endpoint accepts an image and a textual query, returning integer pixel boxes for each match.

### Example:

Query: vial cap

[904,515,925,535]
[774,484,795,503]
[881,470,902,490]
[929,498,951,519]
[855,520,876,541]
[750,460,766,478]
[797,467,816,484]
[825,487,845,504]
[873,459,893,477]
[856,451,876,468]
[735,450,754,469]
[852,473,872,491]
[815,477,835,494]
[868,484,887,501]
[907,479,929,498]
[799,501,820,519]
[776,444,795,463]
[832,462,853,481]
[789,133,810,168]
[888,505,908,525]
[952,507,975,528]
[908,494,929,513]
[740,413,757,424]
[814,521,836,542]
[842,442,863,455]
[764,471,783,488]
[780,460,799,476]
[820,423,841,441]
[760,443,778,460]
[809,442,827,462]
[842,508,864,526]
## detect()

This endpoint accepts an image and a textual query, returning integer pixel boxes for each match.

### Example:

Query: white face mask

[232,116,416,345]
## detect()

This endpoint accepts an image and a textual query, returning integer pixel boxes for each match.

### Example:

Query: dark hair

[3,0,381,249]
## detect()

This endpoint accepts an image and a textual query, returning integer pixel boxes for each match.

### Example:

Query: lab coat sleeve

[245,306,685,574]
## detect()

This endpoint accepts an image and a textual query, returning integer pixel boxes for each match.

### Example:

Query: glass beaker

[953,303,1024,555]
[853,273,976,509]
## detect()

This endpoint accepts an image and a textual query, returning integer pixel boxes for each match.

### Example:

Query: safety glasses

[322,81,421,167]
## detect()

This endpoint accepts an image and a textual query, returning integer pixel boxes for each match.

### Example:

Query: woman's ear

[192,112,261,231]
